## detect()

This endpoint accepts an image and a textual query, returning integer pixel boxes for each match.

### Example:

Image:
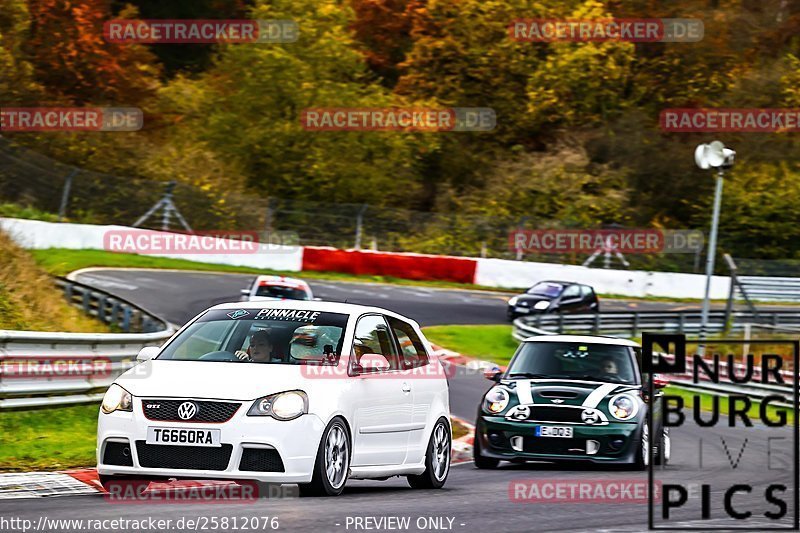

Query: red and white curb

[0,471,99,499]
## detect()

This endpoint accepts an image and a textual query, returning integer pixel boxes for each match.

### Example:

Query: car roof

[528,280,588,288]
[209,299,418,325]
[522,334,640,347]
[254,275,310,287]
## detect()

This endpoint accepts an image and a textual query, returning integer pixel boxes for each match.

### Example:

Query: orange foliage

[25,0,160,105]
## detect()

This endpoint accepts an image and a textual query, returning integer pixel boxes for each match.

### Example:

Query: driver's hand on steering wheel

[235,350,251,361]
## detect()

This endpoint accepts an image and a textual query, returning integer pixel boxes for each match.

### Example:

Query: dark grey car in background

[506,281,599,321]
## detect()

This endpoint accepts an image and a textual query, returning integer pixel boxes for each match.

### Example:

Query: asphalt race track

[2,268,794,533]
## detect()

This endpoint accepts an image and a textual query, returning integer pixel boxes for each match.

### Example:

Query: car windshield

[157,308,348,364]
[254,284,309,300]
[526,282,564,298]
[506,342,637,384]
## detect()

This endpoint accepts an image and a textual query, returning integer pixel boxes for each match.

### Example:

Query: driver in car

[236,330,283,362]
[599,357,619,379]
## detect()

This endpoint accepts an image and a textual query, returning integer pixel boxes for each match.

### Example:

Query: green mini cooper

[473,335,670,469]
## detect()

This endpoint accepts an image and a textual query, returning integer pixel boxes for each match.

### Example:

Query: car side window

[580,285,593,300]
[352,314,400,372]
[387,317,429,369]
[561,285,580,300]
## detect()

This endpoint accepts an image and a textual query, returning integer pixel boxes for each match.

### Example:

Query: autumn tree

[349,0,424,87]
[25,0,161,105]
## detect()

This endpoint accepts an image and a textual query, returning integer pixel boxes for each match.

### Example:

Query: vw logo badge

[178,401,198,420]
[581,409,599,425]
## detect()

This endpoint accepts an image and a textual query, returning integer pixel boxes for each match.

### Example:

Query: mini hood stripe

[581,383,620,409]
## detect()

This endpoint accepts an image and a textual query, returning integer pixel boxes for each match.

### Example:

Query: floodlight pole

[698,167,725,354]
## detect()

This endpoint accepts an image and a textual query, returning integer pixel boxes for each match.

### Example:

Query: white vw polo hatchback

[97,301,451,496]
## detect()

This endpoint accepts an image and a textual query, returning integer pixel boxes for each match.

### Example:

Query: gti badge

[178,401,198,420]
[581,409,599,425]
[227,309,250,320]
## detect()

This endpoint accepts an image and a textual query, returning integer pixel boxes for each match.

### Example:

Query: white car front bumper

[96,399,325,483]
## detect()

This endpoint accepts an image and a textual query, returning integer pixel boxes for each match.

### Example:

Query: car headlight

[608,393,638,420]
[101,384,132,414]
[247,390,308,420]
[483,387,510,414]
[508,296,518,306]
[533,300,550,310]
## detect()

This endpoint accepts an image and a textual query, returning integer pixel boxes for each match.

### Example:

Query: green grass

[0,404,99,471]
[666,385,794,425]
[0,203,61,222]
[424,324,519,366]
[31,248,518,292]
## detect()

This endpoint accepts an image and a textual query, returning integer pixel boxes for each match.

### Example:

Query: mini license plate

[534,425,573,438]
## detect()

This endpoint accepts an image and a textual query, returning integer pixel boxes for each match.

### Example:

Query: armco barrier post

[122,307,132,332]
[98,295,107,322]
[82,290,91,314]
[110,299,120,327]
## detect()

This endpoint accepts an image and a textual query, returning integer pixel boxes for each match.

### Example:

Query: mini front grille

[528,406,584,423]
[239,448,285,472]
[135,441,232,470]
[102,441,133,466]
[142,399,241,423]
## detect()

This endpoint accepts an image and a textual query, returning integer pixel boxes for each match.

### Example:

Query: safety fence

[512,310,800,341]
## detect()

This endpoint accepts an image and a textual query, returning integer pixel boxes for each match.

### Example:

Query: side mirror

[136,346,160,363]
[483,367,503,382]
[653,375,670,389]
[240,289,251,300]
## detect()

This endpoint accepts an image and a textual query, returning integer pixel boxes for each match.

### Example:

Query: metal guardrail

[512,310,800,341]
[55,277,169,333]
[0,279,175,409]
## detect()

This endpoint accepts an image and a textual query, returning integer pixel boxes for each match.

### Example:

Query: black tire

[99,475,151,498]
[407,418,451,489]
[472,428,500,469]
[631,423,646,470]
[299,417,350,497]
[654,425,670,466]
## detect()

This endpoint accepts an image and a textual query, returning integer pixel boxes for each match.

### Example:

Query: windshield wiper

[572,374,626,384]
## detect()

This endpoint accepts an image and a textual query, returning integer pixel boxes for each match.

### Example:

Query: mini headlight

[608,393,638,420]
[508,296,519,306]
[101,384,132,414]
[484,387,510,414]
[533,300,550,310]
[248,390,308,420]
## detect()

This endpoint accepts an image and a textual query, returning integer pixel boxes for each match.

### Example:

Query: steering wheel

[198,350,240,362]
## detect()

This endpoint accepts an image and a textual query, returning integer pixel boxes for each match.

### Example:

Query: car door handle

[401,383,411,394]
